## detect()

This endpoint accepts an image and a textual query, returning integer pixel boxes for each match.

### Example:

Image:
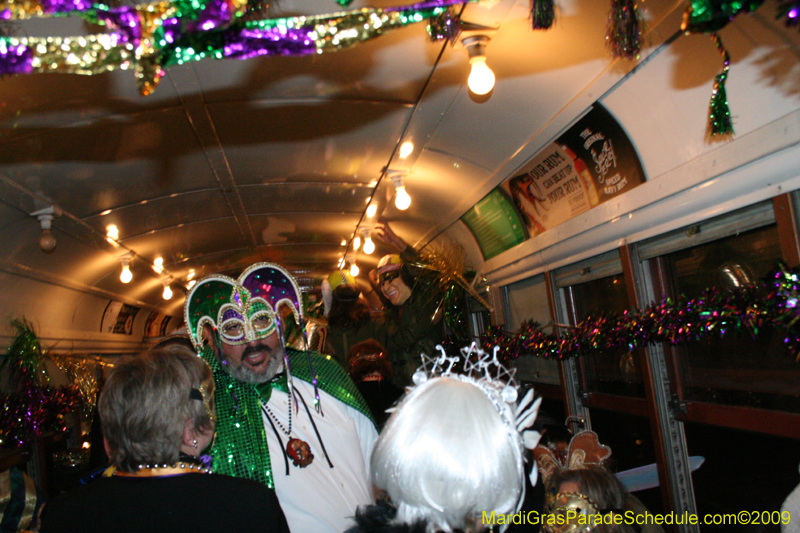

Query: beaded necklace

[113,462,213,477]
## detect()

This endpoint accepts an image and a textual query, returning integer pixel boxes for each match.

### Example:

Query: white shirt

[262,378,378,533]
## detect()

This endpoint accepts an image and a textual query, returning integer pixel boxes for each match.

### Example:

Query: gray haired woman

[40,344,289,533]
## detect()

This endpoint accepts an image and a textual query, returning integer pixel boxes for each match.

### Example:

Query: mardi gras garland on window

[441,263,800,364]
[0,319,85,449]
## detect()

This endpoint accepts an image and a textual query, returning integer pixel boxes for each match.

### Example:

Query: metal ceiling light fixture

[31,205,61,253]
[463,35,495,96]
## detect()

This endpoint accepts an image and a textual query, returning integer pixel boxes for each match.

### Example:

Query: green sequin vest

[202,346,374,488]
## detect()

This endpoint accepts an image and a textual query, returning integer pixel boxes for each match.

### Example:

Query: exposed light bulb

[363,235,375,255]
[399,141,414,159]
[366,204,378,218]
[187,280,197,290]
[153,256,164,274]
[362,229,375,254]
[353,236,361,250]
[32,206,60,253]
[350,262,360,277]
[395,185,411,210]
[468,56,495,95]
[162,276,174,299]
[39,228,56,253]
[120,263,132,283]
[390,173,412,210]
[119,253,133,283]
[106,224,120,246]
[187,269,196,280]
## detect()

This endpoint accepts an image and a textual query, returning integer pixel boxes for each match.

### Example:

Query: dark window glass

[565,268,663,517]
[686,422,800,531]
[505,274,560,385]
[572,274,644,397]
[667,224,800,412]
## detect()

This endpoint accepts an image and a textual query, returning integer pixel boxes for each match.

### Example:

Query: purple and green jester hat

[183,263,310,485]
[184,262,303,352]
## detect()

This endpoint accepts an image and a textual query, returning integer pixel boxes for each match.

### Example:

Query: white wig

[371,376,524,532]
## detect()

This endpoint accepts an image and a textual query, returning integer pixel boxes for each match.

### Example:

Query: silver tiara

[412,343,519,404]
[411,343,543,487]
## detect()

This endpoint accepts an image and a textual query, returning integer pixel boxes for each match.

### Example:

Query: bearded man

[184,263,378,533]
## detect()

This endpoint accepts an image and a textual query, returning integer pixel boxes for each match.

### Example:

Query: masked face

[543,491,602,533]
[217,330,285,384]
[379,271,412,306]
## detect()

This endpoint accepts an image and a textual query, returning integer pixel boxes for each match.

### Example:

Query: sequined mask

[543,492,602,533]
[185,263,304,350]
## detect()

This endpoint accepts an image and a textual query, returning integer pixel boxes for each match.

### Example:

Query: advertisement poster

[144,311,174,338]
[501,103,645,238]
[461,188,528,260]
[100,301,140,335]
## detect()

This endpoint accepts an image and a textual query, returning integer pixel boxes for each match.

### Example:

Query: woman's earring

[192,439,198,448]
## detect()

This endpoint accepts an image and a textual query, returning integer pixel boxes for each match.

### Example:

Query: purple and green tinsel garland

[444,263,800,363]
[681,0,765,34]
[606,0,641,60]
[0,0,473,95]
[0,319,84,449]
[428,7,461,42]
[678,0,770,137]
[0,385,82,449]
[530,0,555,30]
[707,32,733,136]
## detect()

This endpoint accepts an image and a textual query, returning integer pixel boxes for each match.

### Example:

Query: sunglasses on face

[378,271,401,285]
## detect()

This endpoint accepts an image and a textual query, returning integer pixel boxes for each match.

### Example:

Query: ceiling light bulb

[106,224,119,246]
[187,269,196,280]
[187,280,197,289]
[120,263,132,283]
[39,228,56,253]
[363,235,375,254]
[468,56,495,95]
[350,262,360,277]
[162,276,174,299]
[153,256,164,274]
[353,236,361,250]
[395,184,411,210]
[390,173,412,210]
[399,141,414,159]
[119,253,133,283]
[32,206,60,253]
[366,204,378,218]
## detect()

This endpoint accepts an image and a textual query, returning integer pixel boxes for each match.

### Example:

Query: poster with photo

[501,103,645,237]
[144,311,174,338]
[100,301,140,335]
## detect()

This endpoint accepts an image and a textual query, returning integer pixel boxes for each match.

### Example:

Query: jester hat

[185,262,304,350]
